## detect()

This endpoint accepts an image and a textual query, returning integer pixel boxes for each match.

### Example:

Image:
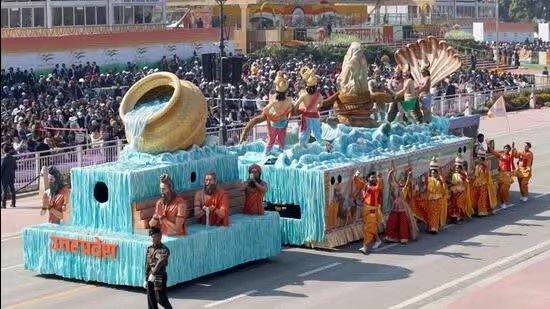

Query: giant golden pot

[119,72,207,153]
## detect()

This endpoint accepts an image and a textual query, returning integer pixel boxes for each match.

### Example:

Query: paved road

[1,109,549,309]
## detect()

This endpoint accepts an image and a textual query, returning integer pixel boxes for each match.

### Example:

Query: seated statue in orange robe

[149,174,187,236]
[40,167,69,224]
[240,164,268,215]
[194,172,229,226]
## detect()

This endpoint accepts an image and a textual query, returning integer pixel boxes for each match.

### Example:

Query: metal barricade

[12,85,548,192]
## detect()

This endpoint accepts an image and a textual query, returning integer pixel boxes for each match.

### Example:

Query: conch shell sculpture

[394,36,462,87]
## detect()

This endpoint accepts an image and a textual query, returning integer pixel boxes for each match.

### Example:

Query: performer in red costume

[489,143,515,208]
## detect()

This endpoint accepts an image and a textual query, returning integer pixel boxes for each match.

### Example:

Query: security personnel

[145,227,172,309]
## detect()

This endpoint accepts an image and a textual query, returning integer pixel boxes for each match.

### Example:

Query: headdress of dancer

[274,71,289,93]
[299,66,318,87]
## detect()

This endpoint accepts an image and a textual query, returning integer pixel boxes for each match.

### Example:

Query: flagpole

[505,113,511,132]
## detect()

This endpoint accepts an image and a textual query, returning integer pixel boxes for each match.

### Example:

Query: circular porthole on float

[190,171,197,183]
[94,181,109,203]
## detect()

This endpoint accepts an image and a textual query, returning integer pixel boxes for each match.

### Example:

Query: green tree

[507,0,550,22]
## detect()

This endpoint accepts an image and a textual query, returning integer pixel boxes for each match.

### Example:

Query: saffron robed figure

[352,170,384,254]
[149,174,187,236]
[40,167,69,224]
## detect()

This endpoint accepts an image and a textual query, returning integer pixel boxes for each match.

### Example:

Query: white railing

[12,84,548,192]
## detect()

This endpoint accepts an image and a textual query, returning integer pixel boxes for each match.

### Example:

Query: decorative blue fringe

[23,212,281,287]
[237,118,471,245]
[71,148,238,233]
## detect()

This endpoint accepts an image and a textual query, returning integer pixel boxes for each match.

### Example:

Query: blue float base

[23,212,281,287]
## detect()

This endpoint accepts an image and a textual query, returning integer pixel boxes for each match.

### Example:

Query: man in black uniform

[1,143,17,208]
[144,227,172,309]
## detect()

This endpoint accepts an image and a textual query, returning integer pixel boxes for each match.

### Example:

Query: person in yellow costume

[426,157,447,233]
[352,170,383,254]
[263,71,293,154]
[512,142,533,202]
[471,153,497,216]
[449,153,473,223]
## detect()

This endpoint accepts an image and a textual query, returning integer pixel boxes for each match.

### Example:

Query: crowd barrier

[12,85,548,192]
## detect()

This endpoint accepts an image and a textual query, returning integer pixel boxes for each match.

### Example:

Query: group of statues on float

[240,38,462,153]
[41,164,269,236]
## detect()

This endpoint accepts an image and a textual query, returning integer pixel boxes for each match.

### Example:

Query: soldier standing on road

[1,143,17,208]
[144,227,173,309]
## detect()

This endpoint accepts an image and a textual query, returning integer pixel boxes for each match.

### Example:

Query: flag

[487,96,507,118]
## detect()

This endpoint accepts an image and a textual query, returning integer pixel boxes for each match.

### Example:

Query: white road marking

[493,203,516,214]
[534,193,548,199]
[389,239,550,309]
[196,283,212,287]
[203,290,257,308]
[297,262,341,277]
[1,264,23,271]
[373,243,398,252]
[442,223,456,230]
[1,235,22,242]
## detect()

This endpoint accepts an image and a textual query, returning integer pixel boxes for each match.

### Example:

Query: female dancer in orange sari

[384,165,419,243]
[489,144,515,208]
[471,154,498,216]
[513,142,533,202]
[426,157,447,233]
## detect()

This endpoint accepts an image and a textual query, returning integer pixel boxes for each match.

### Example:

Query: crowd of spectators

[1,45,539,155]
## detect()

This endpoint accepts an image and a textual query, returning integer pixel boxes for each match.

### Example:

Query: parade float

[234,37,472,248]
[23,72,282,287]
[23,37,479,287]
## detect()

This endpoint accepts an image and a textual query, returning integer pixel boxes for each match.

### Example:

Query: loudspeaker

[201,53,217,82]
[229,56,244,84]
[265,202,301,219]
[221,57,231,83]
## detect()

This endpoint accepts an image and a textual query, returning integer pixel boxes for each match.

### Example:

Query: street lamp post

[496,0,500,69]
[216,0,228,145]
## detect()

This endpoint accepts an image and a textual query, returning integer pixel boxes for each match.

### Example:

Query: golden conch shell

[299,66,318,87]
[394,36,462,86]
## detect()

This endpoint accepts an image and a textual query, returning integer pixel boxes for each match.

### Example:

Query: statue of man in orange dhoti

[40,167,69,224]
[194,172,229,226]
[240,164,268,215]
[489,143,515,208]
[352,170,383,254]
[149,174,187,236]
[384,165,419,244]
[426,157,447,233]
[471,153,497,216]
[513,142,533,202]
[449,153,473,223]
